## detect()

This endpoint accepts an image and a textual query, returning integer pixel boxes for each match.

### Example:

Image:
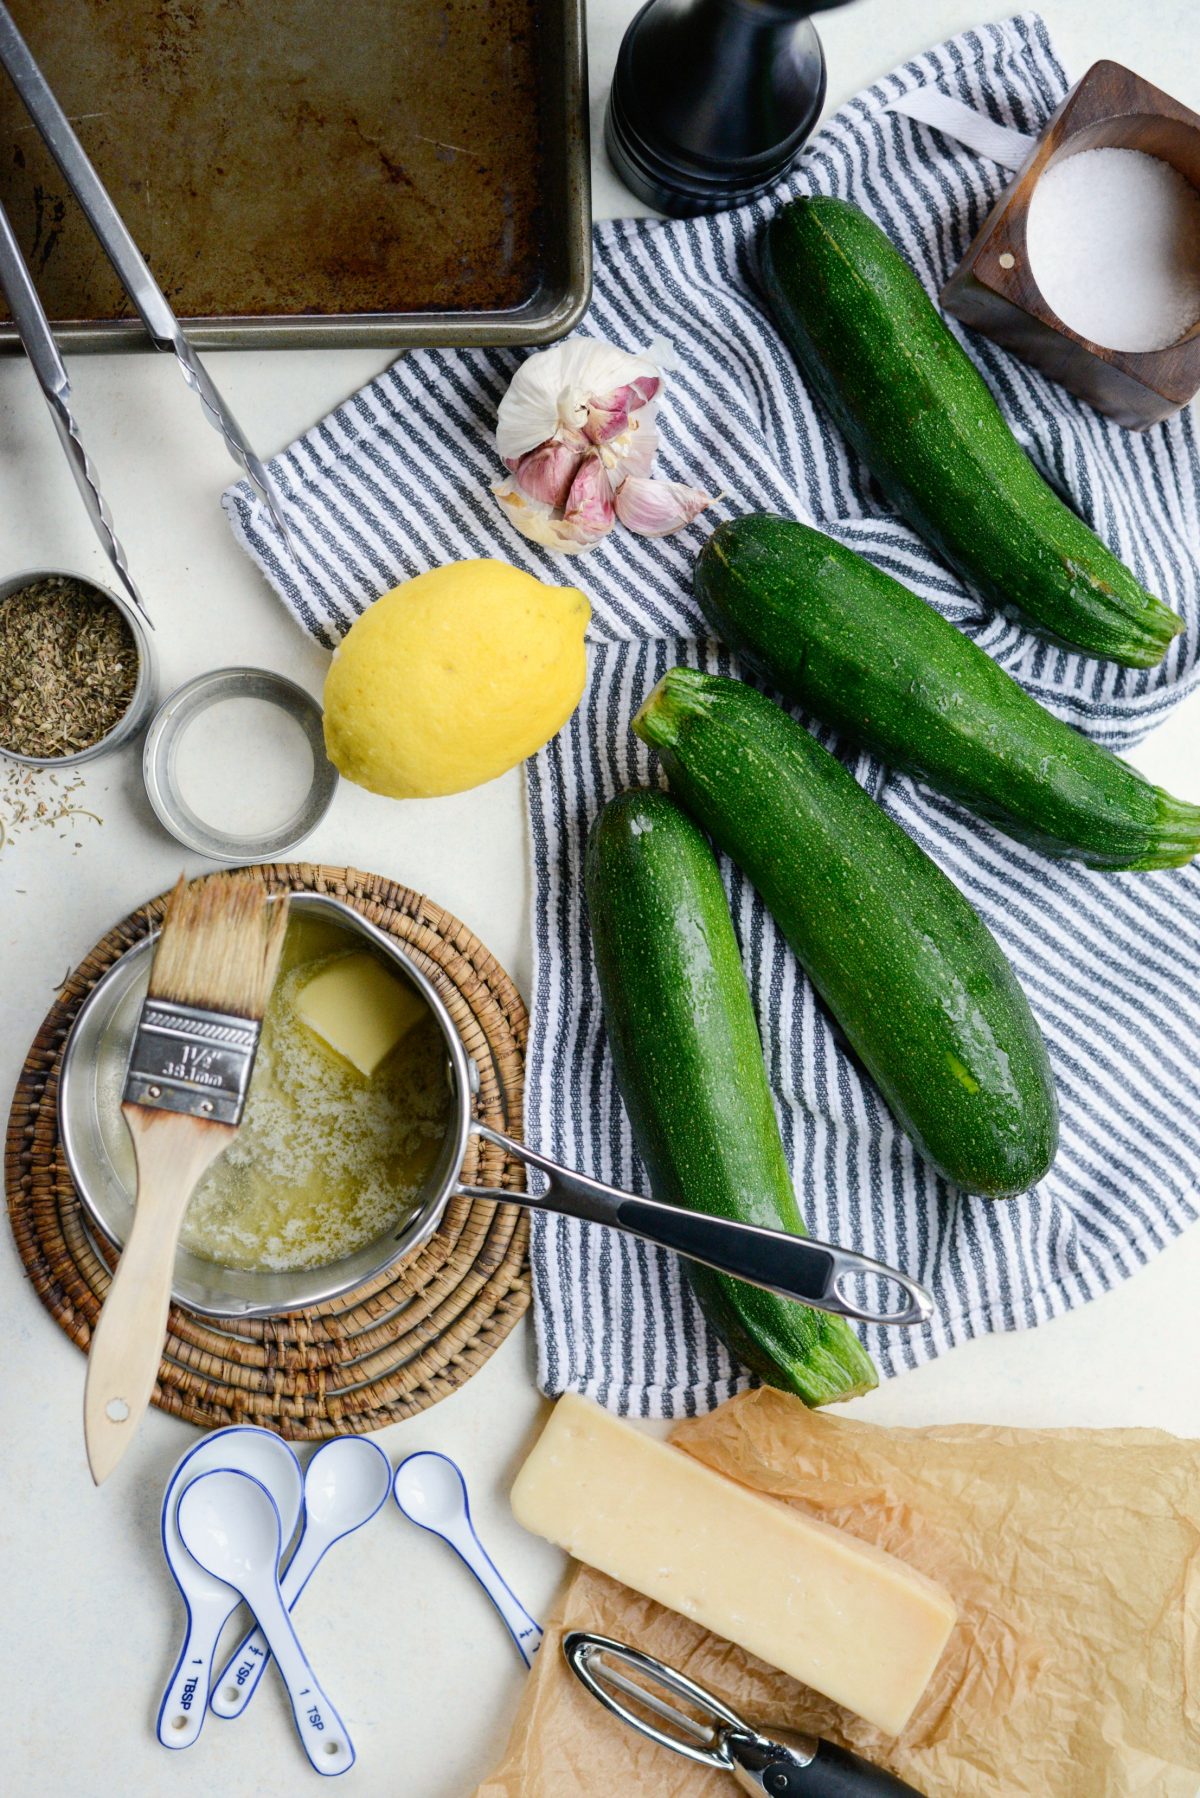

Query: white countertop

[3,5,1199,1795]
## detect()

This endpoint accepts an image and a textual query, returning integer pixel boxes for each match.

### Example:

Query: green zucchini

[695,513,1200,869]
[585,789,877,1406]
[633,669,1059,1198]
[761,196,1183,668]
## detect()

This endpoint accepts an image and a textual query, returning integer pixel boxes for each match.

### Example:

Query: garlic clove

[582,374,662,445]
[511,438,587,509]
[614,476,713,538]
[601,415,659,485]
[491,478,610,554]
[582,399,630,446]
[563,451,616,537]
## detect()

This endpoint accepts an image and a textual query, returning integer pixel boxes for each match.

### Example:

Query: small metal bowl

[0,567,157,768]
[142,666,338,862]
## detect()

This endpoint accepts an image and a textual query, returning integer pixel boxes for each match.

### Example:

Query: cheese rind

[295,952,427,1077]
[511,1394,956,1735]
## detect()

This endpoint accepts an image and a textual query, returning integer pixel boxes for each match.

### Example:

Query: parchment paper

[477,1389,1200,1797]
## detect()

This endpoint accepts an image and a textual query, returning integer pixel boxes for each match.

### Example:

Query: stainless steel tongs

[0,4,295,621]
[564,1633,927,1796]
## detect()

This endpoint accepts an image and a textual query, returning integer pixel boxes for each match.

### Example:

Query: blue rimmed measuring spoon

[157,1425,303,1750]
[393,1451,543,1667]
[178,1469,354,1777]
[210,1435,390,1719]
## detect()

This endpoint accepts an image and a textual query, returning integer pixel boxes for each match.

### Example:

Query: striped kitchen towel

[224,13,1200,1415]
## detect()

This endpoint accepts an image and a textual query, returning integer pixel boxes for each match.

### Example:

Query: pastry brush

[83,874,289,1485]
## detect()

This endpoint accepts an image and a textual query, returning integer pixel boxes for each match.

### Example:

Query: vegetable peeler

[563,1633,927,1796]
[0,3,295,573]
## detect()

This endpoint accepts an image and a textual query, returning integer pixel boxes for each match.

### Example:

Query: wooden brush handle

[83,1108,232,1485]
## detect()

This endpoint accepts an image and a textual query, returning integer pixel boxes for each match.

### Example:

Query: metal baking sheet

[0,0,590,349]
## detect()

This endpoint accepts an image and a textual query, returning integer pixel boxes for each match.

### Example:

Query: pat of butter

[295,953,427,1077]
[511,1395,957,1735]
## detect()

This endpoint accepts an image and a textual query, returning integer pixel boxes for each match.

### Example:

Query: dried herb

[0,763,102,852]
[0,576,138,758]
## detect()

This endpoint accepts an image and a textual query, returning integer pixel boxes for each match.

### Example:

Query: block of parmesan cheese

[510,1394,956,1735]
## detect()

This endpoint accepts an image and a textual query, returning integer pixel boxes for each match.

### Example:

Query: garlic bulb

[495,340,661,463]
[491,337,712,554]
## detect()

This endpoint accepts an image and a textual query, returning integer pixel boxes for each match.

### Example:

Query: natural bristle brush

[83,874,289,1484]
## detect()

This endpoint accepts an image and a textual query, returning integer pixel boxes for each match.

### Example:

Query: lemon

[322,559,590,799]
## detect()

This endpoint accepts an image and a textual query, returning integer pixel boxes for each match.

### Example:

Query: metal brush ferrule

[123,999,261,1126]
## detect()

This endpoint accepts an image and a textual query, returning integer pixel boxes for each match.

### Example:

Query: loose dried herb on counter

[0,764,101,853]
[0,575,138,758]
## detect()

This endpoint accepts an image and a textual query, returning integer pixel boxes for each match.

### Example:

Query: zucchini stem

[1137,786,1200,869]
[633,666,710,750]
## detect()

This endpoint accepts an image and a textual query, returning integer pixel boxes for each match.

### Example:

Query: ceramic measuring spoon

[157,1425,303,1750]
[177,1469,355,1777]
[211,1435,391,1719]
[393,1451,543,1667]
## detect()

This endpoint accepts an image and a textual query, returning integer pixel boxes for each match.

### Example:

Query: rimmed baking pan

[0,0,590,349]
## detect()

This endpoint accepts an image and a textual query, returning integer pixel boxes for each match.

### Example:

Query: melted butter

[178,914,451,1272]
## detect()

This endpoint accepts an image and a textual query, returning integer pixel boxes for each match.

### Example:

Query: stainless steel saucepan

[59,892,932,1328]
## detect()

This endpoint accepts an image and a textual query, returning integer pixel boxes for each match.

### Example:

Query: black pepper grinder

[605,0,855,216]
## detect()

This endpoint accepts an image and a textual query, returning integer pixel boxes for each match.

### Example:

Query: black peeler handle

[780,1738,926,1797]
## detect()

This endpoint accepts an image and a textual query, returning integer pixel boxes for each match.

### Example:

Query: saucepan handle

[458,1122,932,1329]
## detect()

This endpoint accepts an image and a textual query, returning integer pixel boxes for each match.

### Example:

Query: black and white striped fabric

[225,13,1200,1417]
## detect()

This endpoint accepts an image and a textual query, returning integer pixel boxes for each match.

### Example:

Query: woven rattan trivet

[5,863,531,1439]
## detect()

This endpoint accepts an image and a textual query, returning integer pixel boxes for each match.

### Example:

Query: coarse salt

[1025,146,1200,353]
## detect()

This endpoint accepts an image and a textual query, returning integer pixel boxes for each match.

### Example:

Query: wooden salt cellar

[942,61,1200,430]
